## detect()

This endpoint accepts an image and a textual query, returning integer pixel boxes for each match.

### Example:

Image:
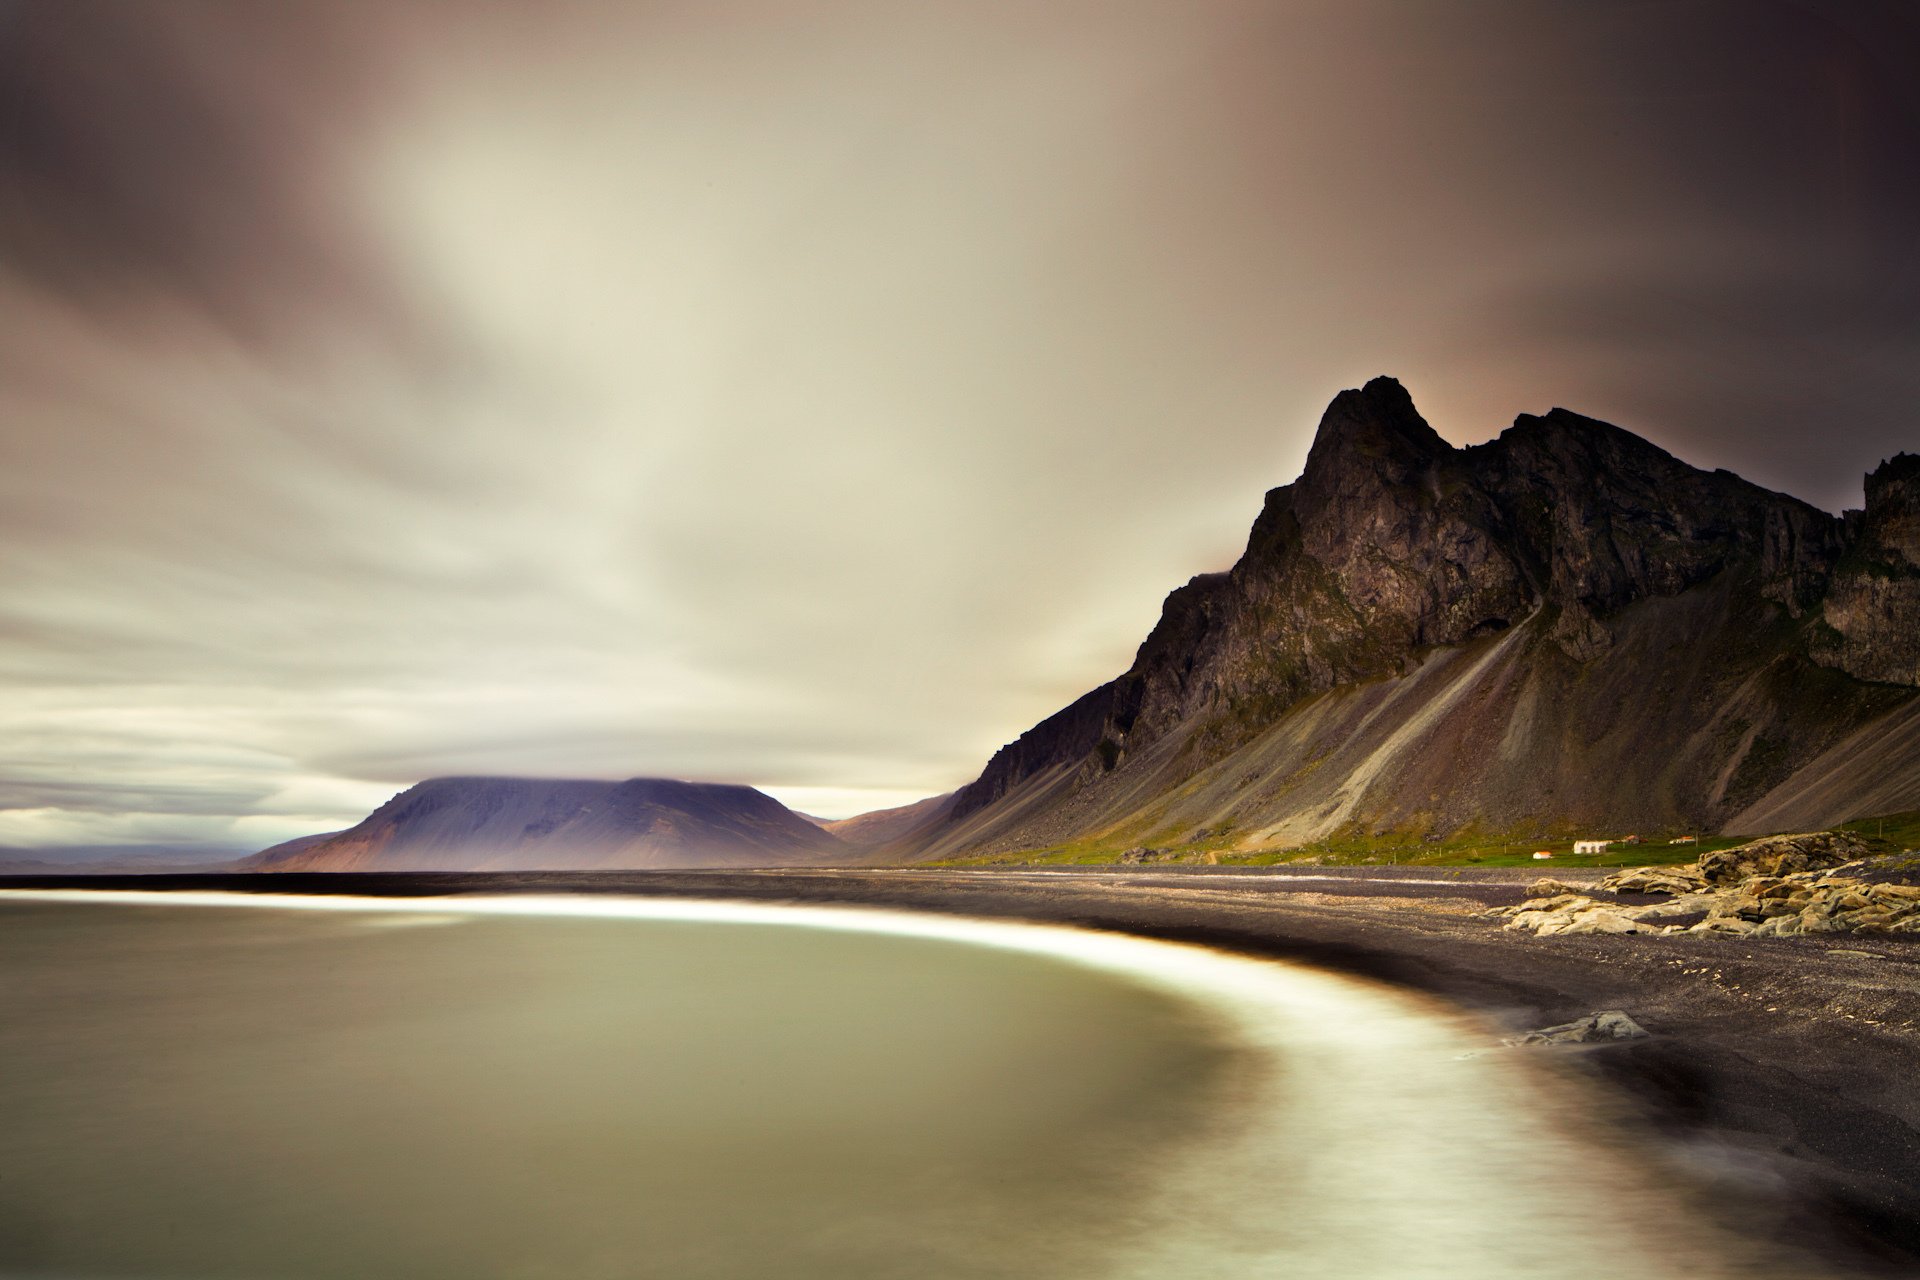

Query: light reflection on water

[0,892,1783,1279]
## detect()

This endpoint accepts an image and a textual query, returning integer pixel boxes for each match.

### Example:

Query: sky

[2,0,1917,855]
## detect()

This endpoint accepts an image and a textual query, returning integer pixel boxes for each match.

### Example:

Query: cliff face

[1814,453,1920,686]
[909,380,1917,859]
[245,776,850,871]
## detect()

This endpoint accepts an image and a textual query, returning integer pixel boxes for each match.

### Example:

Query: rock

[1543,910,1645,936]
[1689,916,1758,936]
[1504,896,1651,935]
[1810,452,1920,684]
[1528,877,1580,897]
[1841,908,1899,933]
[1630,893,1719,921]
[1696,832,1870,885]
[1707,894,1765,922]
[1508,850,1920,943]
[1505,1010,1650,1047]
[1599,865,1708,896]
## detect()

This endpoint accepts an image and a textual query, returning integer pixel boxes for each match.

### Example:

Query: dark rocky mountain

[244,776,850,872]
[1811,452,1920,685]
[892,378,1920,860]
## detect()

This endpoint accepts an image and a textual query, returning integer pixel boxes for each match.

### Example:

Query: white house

[1573,839,1611,855]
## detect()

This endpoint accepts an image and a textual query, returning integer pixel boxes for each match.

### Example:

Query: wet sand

[6,865,1919,1274]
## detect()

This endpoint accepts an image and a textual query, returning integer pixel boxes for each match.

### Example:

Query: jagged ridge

[901,378,1919,859]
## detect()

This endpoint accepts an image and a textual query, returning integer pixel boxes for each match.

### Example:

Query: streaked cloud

[1,0,1915,850]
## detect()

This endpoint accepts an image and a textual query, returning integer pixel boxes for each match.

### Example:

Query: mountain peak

[1300,375,1449,489]
[912,379,1913,862]
[1866,451,1920,505]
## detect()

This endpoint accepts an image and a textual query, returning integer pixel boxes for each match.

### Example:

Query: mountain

[820,792,956,849]
[892,377,1920,861]
[243,776,851,872]
[0,845,243,873]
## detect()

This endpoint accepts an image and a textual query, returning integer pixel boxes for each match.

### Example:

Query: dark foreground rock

[1504,1009,1651,1047]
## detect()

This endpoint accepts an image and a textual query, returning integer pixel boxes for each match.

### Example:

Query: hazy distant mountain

[820,792,956,849]
[893,378,1920,860]
[244,777,851,872]
[0,845,241,873]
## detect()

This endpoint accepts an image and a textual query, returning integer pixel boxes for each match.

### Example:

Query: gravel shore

[8,865,1918,1275]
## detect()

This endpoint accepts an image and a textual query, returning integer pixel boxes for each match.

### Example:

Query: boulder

[1696,832,1870,885]
[1706,894,1766,922]
[1504,897,1653,936]
[1549,910,1649,936]
[1630,892,1719,921]
[1505,1010,1650,1047]
[1599,865,1708,896]
[1841,908,1900,934]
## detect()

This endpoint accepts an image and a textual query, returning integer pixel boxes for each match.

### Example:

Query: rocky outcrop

[1813,453,1920,685]
[244,776,850,872]
[1526,878,1581,897]
[1496,831,1917,939]
[1693,831,1868,884]
[1692,873,1920,938]
[1600,865,1711,896]
[1501,894,1654,936]
[909,380,1919,861]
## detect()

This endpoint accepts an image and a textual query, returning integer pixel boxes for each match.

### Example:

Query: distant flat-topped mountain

[244,776,851,872]
[886,377,1920,860]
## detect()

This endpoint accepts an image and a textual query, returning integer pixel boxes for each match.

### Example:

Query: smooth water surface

[0,892,1784,1279]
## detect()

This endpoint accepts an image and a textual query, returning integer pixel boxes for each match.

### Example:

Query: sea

[0,891,1772,1279]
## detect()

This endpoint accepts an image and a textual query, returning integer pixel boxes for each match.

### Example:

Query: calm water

[0,892,1778,1279]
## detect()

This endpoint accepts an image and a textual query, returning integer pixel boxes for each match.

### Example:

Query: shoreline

[6,865,1918,1275]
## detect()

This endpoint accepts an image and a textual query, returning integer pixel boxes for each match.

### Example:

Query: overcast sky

[2,0,1917,854]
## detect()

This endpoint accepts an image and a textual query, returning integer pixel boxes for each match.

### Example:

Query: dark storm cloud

[0,2,419,348]
[0,0,1915,853]
[1482,257,1920,506]
[1416,0,1920,508]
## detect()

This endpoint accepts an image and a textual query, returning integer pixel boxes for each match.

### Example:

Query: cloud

[1,0,1915,851]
